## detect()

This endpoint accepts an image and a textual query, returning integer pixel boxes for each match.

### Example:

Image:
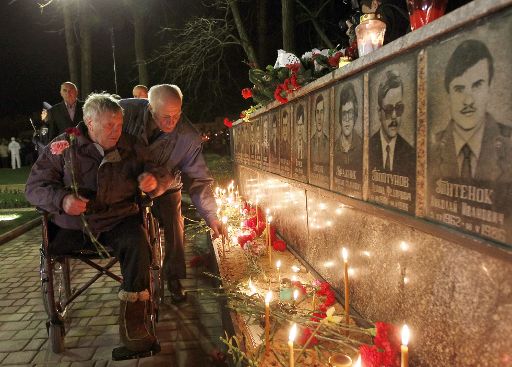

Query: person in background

[133,85,149,99]
[0,139,8,168]
[47,82,84,140]
[8,137,21,169]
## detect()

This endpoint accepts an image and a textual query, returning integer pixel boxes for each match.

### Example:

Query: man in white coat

[8,137,21,169]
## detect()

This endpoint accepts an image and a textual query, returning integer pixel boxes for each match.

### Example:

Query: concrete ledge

[0,216,41,246]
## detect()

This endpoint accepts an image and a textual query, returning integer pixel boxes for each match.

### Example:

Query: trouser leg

[153,190,186,280]
[15,153,21,168]
[11,154,15,169]
[101,216,150,292]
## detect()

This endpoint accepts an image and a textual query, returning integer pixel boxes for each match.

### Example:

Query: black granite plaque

[426,19,512,246]
[280,106,292,177]
[233,125,241,163]
[249,121,256,165]
[292,99,308,182]
[241,123,250,165]
[368,54,417,214]
[309,89,331,189]
[269,111,280,173]
[332,77,364,199]
[254,118,262,168]
[261,115,270,171]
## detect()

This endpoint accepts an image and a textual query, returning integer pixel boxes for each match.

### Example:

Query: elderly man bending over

[25,93,168,358]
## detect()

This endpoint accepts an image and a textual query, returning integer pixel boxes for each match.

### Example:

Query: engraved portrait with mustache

[431,39,512,183]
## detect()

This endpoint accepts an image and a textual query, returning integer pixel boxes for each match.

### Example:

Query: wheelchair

[38,195,164,356]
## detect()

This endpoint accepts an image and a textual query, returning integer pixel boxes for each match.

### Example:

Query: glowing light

[293,289,299,301]
[291,265,300,273]
[362,251,371,257]
[222,216,228,224]
[323,261,335,268]
[288,323,297,342]
[0,214,21,221]
[400,241,409,251]
[276,260,281,270]
[342,248,348,263]
[291,275,298,282]
[354,355,361,367]
[401,325,410,346]
[265,291,272,305]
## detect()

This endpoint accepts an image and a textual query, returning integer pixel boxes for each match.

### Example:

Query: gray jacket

[120,98,218,225]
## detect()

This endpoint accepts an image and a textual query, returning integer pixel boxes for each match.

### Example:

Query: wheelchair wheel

[150,218,164,308]
[48,322,65,353]
[40,253,71,320]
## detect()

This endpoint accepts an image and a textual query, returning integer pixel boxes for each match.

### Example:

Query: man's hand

[209,219,223,239]
[138,172,157,193]
[62,194,89,216]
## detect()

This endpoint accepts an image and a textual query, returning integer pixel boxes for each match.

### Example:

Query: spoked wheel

[149,218,164,312]
[40,249,71,352]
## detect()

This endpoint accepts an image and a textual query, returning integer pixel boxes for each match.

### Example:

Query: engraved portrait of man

[310,93,329,166]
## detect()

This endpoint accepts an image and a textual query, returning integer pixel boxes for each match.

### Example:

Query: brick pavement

[0,228,225,367]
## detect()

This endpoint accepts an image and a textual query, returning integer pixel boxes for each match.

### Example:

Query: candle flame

[342,248,348,262]
[276,260,281,269]
[293,289,299,301]
[268,215,273,223]
[265,291,272,304]
[265,208,270,215]
[291,265,300,272]
[291,275,297,282]
[222,216,228,224]
[289,323,297,342]
[354,355,361,367]
[400,241,409,251]
[401,324,410,346]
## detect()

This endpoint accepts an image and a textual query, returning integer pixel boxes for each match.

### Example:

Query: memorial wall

[231,1,512,365]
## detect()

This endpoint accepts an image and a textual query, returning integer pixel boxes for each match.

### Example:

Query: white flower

[320,307,342,324]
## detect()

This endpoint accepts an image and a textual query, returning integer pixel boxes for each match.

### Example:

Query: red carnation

[286,63,301,73]
[328,52,342,67]
[189,255,206,268]
[298,327,318,347]
[272,239,286,252]
[65,127,81,137]
[223,118,233,128]
[360,344,383,367]
[241,88,253,99]
[274,85,288,104]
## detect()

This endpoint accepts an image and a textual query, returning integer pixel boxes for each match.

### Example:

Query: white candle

[288,323,297,367]
[354,355,361,367]
[401,324,409,367]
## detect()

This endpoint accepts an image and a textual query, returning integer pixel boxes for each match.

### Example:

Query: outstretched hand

[62,194,89,216]
[138,172,157,193]
[209,219,224,239]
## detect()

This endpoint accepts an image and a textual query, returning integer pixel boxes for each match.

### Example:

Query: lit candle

[221,216,228,257]
[288,323,297,367]
[293,289,299,306]
[354,355,361,367]
[267,215,273,267]
[276,260,282,288]
[401,324,409,367]
[342,248,350,328]
[265,291,272,353]
[291,265,300,273]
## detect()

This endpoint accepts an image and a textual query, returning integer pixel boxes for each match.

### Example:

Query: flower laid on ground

[272,239,286,252]
[298,327,319,347]
[320,306,342,324]
[359,322,401,367]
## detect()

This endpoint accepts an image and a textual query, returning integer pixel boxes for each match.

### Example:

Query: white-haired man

[120,85,221,303]
[26,93,169,359]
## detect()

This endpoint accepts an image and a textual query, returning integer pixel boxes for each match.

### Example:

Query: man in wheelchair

[25,93,170,358]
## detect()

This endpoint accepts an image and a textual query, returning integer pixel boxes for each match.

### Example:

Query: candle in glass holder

[401,324,409,367]
[265,291,272,352]
[342,248,350,327]
[355,13,386,57]
[288,323,297,367]
[293,289,299,306]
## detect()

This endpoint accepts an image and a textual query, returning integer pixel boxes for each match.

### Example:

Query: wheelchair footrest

[111,342,161,361]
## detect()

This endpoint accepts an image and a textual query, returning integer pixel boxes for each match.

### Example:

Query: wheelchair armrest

[36,207,49,215]
[139,193,153,208]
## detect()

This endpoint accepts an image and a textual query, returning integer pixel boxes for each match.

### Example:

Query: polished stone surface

[236,165,512,366]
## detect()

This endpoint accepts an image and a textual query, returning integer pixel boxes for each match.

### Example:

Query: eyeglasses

[381,102,404,119]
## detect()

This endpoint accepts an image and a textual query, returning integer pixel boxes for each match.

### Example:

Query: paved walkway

[0,227,225,367]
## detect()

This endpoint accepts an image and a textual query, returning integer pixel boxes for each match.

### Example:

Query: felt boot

[118,290,156,352]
